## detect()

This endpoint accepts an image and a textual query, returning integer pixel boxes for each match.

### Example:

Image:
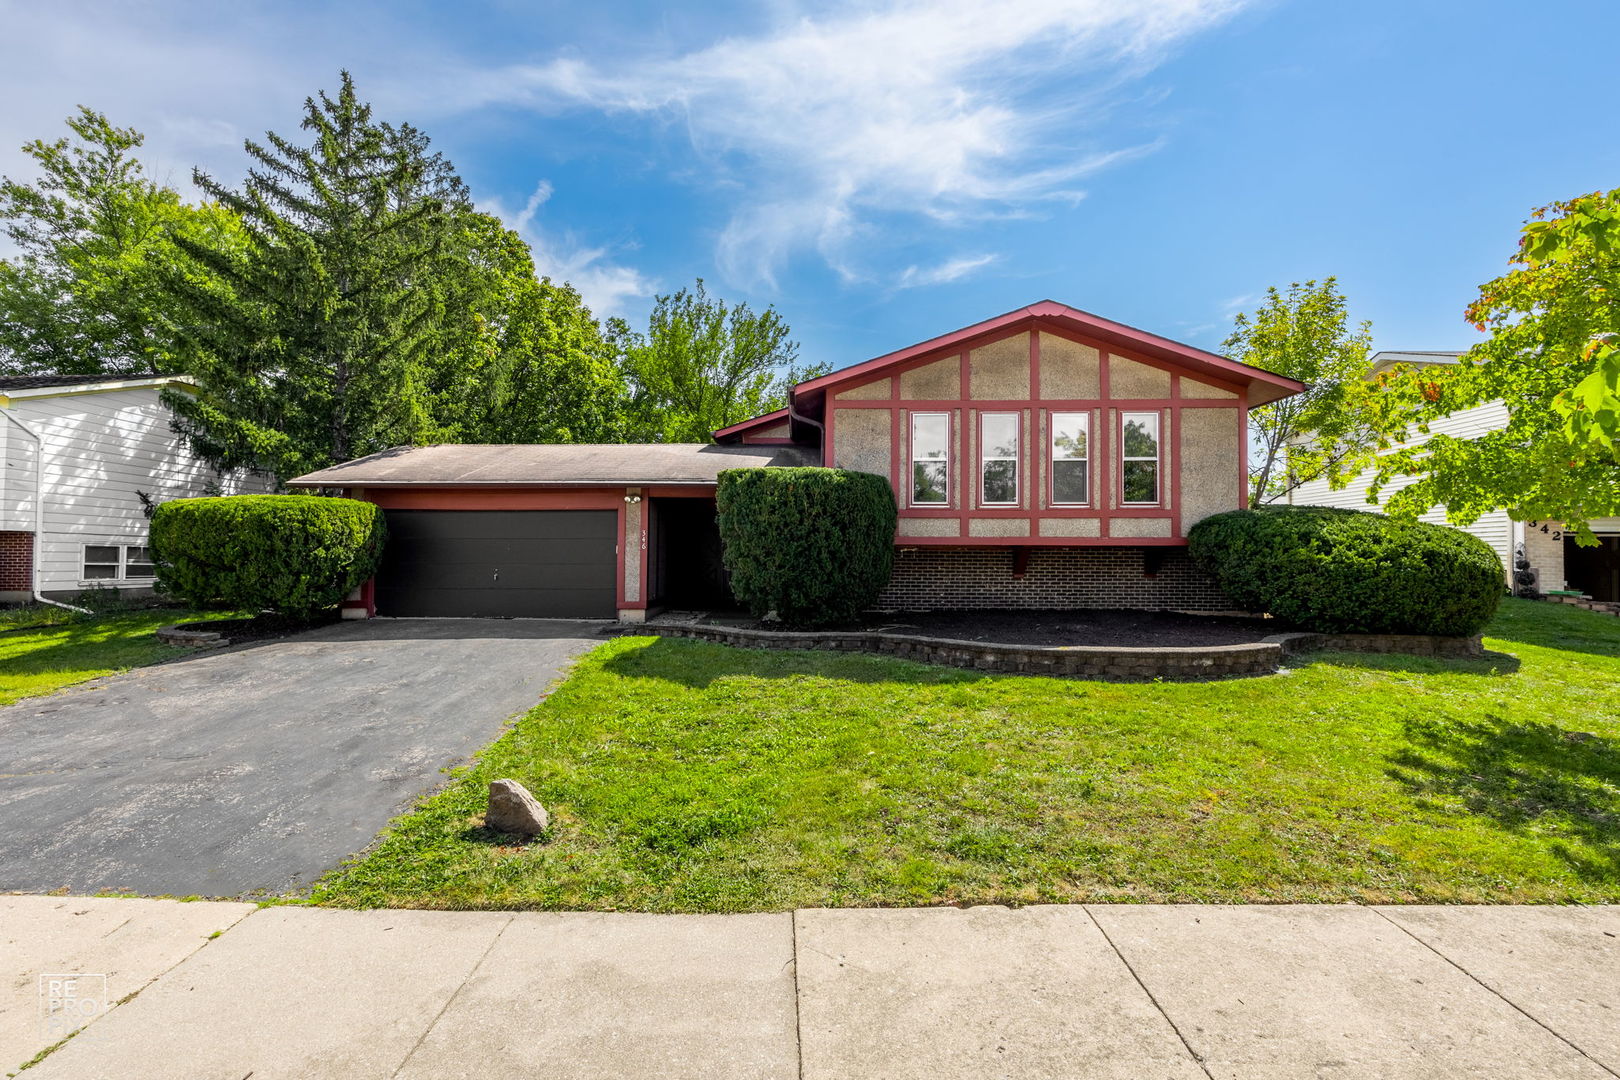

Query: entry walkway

[4,896,1616,1078]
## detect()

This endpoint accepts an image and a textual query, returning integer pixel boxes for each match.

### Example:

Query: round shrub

[150,495,387,618]
[1187,505,1502,636]
[716,467,897,627]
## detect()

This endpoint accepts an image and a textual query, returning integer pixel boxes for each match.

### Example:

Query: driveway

[0,619,601,897]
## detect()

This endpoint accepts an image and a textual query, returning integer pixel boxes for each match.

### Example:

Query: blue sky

[3,0,1614,370]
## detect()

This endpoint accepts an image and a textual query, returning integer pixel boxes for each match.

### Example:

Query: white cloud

[482,181,658,319]
[896,254,998,289]
[454,0,1248,286]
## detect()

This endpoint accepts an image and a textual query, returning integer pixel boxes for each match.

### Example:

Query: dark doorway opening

[1564,535,1620,602]
[650,498,738,610]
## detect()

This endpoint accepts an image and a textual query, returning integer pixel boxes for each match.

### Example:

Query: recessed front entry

[375,509,618,618]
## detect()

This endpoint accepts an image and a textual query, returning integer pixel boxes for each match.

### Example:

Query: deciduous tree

[1224,278,1374,506]
[1364,188,1620,537]
[0,108,239,377]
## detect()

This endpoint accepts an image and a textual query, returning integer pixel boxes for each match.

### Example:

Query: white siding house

[0,374,269,602]
[1289,350,1619,596]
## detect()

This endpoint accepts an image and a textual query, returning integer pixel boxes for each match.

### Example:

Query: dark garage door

[376,510,618,618]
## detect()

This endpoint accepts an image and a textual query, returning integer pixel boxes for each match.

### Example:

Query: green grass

[311,597,1620,911]
[0,608,235,705]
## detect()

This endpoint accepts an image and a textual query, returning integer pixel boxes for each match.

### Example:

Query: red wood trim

[890,401,903,506]
[643,486,717,499]
[712,407,790,440]
[364,489,626,510]
[615,504,627,608]
[829,397,1239,410]
[1098,355,1112,537]
[895,536,1189,548]
[790,304,1304,402]
[823,402,836,468]
[1030,329,1042,402]
[1170,398,1182,535]
[900,507,1171,520]
[1238,386,1250,509]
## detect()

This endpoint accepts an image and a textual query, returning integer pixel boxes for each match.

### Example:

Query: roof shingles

[287,442,817,487]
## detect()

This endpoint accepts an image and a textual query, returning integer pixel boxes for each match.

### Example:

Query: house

[287,301,1305,620]
[1288,350,1620,600]
[0,374,267,603]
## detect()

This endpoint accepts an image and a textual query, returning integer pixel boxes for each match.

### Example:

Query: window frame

[909,411,951,507]
[977,412,1020,507]
[1119,410,1162,507]
[1048,411,1091,507]
[80,543,157,584]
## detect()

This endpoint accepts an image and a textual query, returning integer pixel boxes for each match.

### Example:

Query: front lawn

[312,598,1620,910]
[0,608,233,705]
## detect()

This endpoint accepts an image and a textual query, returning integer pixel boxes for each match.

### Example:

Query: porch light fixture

[623,494,643,504]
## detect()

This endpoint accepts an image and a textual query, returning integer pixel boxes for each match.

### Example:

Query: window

[82,544,156,582]
[1121,412,1160,504]
[1050,412,1089,505]
[979,413,1019,505]
[910,412,950,505]
[83,546,121,580]
[125,546,155,578]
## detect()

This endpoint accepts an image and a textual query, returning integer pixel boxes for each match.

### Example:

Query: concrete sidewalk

[4,898,1617,1079]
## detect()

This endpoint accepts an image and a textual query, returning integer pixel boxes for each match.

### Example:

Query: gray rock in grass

[486,778,550,835]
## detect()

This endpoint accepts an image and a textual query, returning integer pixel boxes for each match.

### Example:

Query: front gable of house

[810,310,1269,544]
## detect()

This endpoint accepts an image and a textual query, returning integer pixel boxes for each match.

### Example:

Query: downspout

[786,391,826,462]
[1,408,92,614]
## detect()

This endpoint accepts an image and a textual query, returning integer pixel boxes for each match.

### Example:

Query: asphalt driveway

[0,619,601,898]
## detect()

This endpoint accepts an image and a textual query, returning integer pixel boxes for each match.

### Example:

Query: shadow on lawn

[1388,715,1620,882]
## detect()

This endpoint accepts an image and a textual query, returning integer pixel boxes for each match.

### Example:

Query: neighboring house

[1289,350,1620,599]
[0,374,267,603]
[288,301,1305,620]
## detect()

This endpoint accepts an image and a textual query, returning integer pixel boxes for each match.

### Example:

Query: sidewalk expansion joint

[1081,906,1214,1080]
[388,914,516,1079]
[1368,906,1620,1079]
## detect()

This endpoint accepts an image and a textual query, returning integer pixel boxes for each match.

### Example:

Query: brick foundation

[877,546,1234,612]
[0,531,32,592]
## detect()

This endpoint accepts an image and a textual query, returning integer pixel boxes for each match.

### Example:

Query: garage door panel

[376,510,618,618]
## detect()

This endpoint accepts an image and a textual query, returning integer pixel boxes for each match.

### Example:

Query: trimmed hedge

[150,495,387,618]
[1187,505,1502,636]
[716,467,897,627]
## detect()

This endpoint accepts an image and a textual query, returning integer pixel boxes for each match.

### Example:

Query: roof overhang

[0,375,197,406]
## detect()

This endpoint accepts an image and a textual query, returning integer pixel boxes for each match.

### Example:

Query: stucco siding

[1180,379,1238,400]
[834,380,890,401]
[832,408,892,479]
[1109,356,1171,398]
[1110,517,1173,538]
[969,332,1030,399]
[899,357,958,400]
[1179,407,1241,532]
[1038,518,1102,538]
[743,420,791,440]
[898,517,961,538]
[968,518,1031,537]
[1038,333,1100,398]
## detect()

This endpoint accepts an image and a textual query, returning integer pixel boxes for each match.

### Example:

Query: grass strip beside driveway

[312,598,1620,911]
[0,608,232,705]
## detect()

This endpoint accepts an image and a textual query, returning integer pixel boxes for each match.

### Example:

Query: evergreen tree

[162,72,465,479]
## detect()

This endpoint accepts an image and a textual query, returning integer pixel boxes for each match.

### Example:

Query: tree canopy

[619,280,825,442]
[1224,278,1374,507]
[1361,188,1620,537]
[0,108,240,378]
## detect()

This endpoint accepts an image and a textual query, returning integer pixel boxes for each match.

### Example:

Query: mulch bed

[713,609,1280,647]
[173,610,340,646]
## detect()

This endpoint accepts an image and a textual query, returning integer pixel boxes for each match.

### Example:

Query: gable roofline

[0,374,196,405]
[712,407,790,441]
[790,300,1306,407]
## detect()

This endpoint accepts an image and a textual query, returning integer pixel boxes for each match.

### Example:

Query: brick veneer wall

[876,546,1234,612]
[0,531,32,591]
